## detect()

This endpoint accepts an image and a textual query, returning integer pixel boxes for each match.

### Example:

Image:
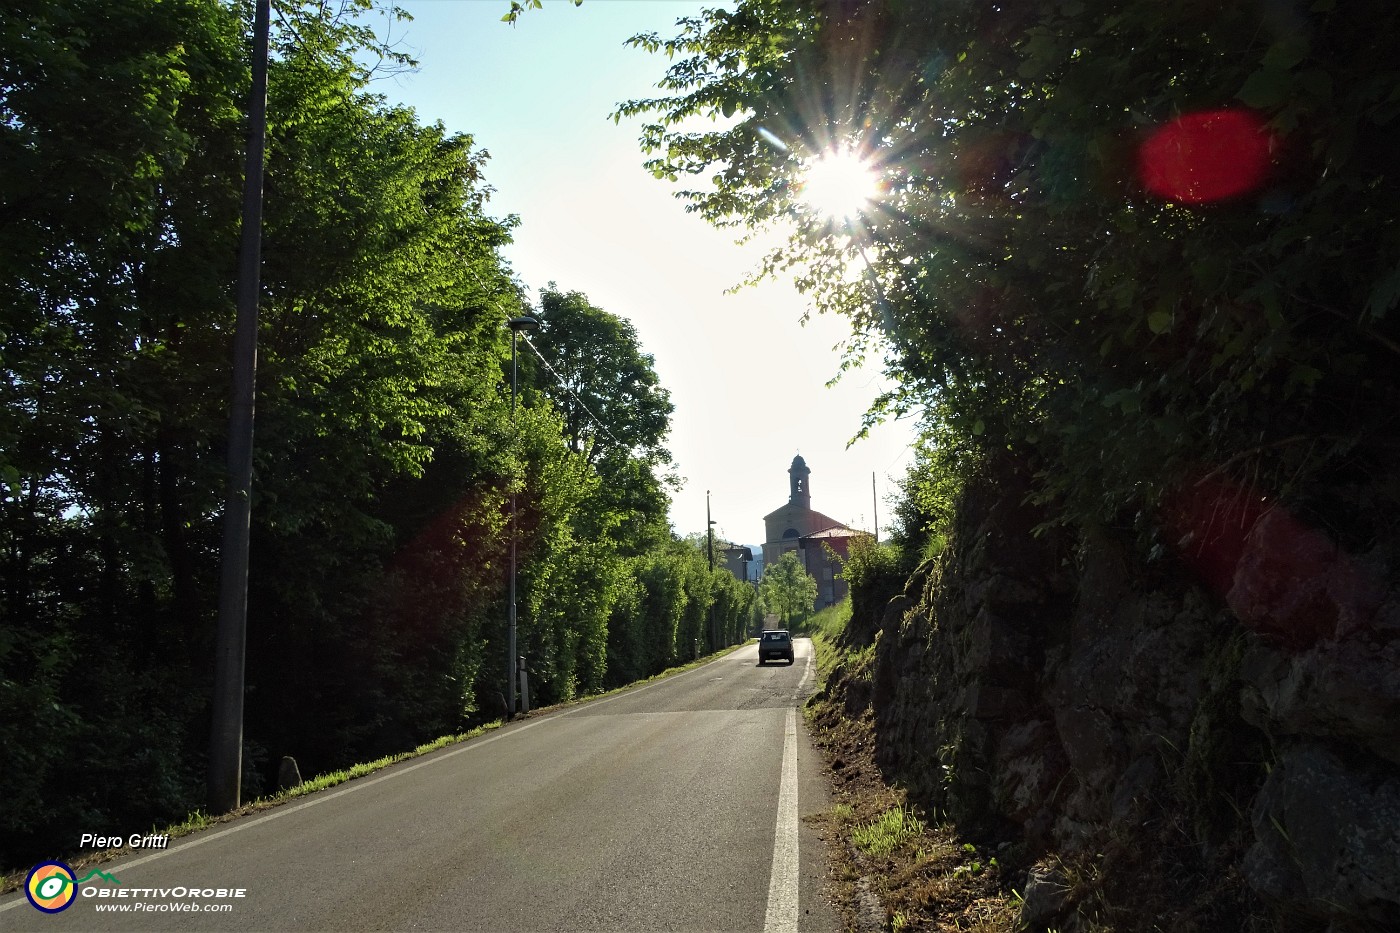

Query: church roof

[802,525,870,540]
[760,505,847,530]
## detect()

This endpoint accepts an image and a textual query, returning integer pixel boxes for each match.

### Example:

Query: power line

[463,264,630,454]
[501,314,628,453]
[885,437,917,472]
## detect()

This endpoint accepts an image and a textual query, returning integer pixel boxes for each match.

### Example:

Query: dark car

[758,629,795,665]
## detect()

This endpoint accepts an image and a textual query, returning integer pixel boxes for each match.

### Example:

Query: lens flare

[1138,108,1275,204]
[801,149,881,220]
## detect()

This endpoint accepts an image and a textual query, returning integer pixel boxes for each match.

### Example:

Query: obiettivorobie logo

[24,862,120,913]
[21,861,247,915]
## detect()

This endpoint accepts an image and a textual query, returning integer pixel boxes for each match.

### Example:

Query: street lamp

[505,315,539,719]
[707,490,718,650]
[706,490,716,571]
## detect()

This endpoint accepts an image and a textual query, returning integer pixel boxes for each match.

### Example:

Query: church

[761,455,869,607]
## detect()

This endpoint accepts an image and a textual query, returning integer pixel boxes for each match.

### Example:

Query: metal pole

[210,0,270,814]
[872,471,879,542]
[508,330,518,719]
[706,490,714,570]
[503,316,538,718]
[707,491,716,649]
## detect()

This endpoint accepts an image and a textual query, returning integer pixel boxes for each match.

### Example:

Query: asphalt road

[3,639,842,932]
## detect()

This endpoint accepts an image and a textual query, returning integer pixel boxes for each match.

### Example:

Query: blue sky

[378,0,917,546]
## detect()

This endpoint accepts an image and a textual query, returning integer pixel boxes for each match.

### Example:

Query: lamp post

[506,315,539,719]
[872,471,879,543]
[707,490,717,650]
[706,490,715,571]
[209,0,270,815]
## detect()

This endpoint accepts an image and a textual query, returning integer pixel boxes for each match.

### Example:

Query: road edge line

[764,706,800,933]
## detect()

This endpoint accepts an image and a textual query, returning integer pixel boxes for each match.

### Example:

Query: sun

[800,149,881,221]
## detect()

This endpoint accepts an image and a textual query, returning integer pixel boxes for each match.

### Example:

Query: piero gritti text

[80,832,171,850]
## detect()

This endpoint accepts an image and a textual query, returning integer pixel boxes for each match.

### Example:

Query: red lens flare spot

[1138,109,1274,204]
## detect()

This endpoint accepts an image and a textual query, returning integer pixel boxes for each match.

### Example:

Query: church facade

[761,455,869,607]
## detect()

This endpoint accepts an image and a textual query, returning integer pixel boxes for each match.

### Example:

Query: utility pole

[209,0,270,815]
[872,471,879,543]
[506,315,539,718]
[706,490,715,570]
[707,490,717,650]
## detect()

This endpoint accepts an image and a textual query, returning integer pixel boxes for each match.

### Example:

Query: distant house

[718,543,759,583]
[761,455,872,606]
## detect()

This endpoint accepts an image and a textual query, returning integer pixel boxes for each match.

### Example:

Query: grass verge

[796,599,851,679]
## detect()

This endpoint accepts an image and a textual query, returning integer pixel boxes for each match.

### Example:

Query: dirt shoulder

[805,664,1022,932]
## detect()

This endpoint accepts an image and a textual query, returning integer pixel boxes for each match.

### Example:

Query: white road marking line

[795,639,815,699]
[0,650,739,913]
[764,706,800,933]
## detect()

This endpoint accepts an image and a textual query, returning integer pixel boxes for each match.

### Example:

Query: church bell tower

[788,454,811,510]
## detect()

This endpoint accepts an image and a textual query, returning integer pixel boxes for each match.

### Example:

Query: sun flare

[800,150,881,221]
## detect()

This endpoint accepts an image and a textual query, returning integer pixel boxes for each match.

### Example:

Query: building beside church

[761,455,870,607]
[718,542,760,583]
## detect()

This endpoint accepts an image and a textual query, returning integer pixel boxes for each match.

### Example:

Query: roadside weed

[851,806,926,858]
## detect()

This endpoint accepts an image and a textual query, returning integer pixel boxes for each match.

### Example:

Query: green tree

[618,0,1400,544]
[527,287,675,560]
[0,0,557,862]
[231,0,534,769]
[631,544,689,673]
[712,566,758,645]
[758,552,818,626]
[531,287,673,468]
[0,0,247,865]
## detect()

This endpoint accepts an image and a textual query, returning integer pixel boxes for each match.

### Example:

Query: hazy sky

[380,0,918,547]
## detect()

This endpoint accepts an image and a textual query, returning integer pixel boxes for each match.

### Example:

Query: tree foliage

[501,0,581,26]
[0,0,739,868]
[619,0,1400,548]
[759,551,819,625]
[531,286,674,468]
